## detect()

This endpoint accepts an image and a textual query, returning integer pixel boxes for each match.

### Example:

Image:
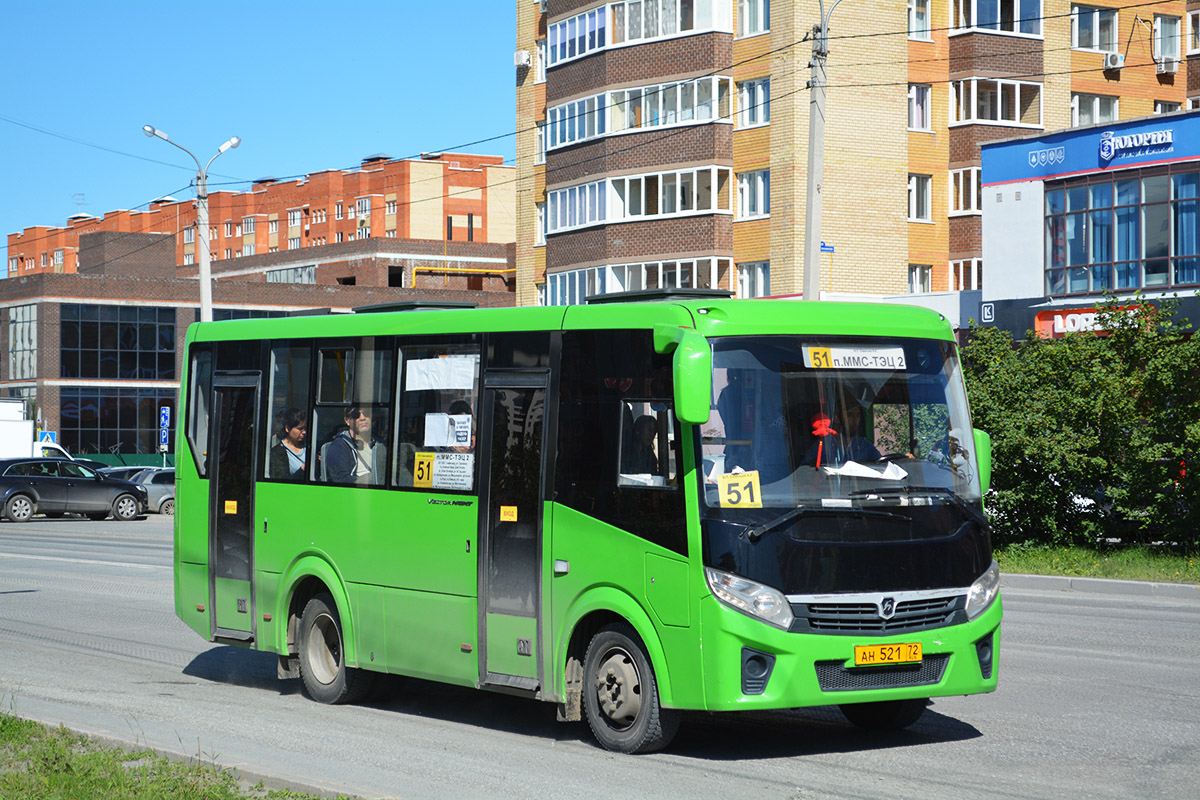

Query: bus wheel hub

[595,651,641,725]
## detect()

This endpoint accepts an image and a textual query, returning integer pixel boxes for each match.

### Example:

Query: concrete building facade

[515,0,1196,305]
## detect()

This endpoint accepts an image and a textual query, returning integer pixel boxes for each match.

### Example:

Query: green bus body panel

[384,588,477,685]
[698,594,1002,710]
[274,555,359,666]
[485,614,538,679]
[644,553,689,628]
[177,560,209,639]
[547,503,705,709]
[214,577,253,632]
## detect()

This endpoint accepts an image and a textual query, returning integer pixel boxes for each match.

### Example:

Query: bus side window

[186,344,213,477]
[264,343,313,482]
[312,339,393,486]
[617,400,678,488]
[395,342,480,491]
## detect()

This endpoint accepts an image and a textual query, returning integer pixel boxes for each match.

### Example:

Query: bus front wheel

[582,622,680,754]
[839,698,928,731]
[297,593,374,704]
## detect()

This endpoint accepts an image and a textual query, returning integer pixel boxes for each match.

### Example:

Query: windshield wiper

[849,485,990,528]
[743,504,909,542]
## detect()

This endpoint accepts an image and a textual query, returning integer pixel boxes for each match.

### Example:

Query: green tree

[962,295,1198,550]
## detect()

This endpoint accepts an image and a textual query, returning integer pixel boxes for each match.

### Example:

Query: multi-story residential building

[7,152,515,280]
[515,1,1194,305]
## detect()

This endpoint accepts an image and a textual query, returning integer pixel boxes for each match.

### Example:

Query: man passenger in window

[326,405,382,485]
[269,408,308,480]
[626,414,659,474]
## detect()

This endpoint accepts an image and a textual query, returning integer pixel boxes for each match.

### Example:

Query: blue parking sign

[160,428,169,446]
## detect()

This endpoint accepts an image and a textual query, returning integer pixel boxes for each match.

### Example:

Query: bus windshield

[700,335,981,512]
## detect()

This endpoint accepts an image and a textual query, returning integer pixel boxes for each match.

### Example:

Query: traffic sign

[819,241,835,254]
[38,430,57,444]
[160,428,169,446]
[160,406,171,429]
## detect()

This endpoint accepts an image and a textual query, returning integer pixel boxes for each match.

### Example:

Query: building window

[224,222,234,237]
[737,77,770,127]
[908,264,932,293]
[224,249,232,259]
[738,0,770,37]
[41,253,47,268]
[8,305,37,381]
[385,200,397,215]
[546,259,724,305]
[59,304,175,383]
[535,202,546,246]
[536,122,546,165]
[243,217,255,234]
[59,386,176,457]
[908,84,931,131]
[952,258,983,291]
[535,38,547,83]
[335,203,344,220]
[952,0,1042,36]
[548,180,607,233]
[287,210,301,228]
[1045,173,1200,296]
[288,237,301,250]
[950,167,982,215]
[269,220,279,234]
[1155,15,1181,61]
[336,232,344,243]
[184,253,194,265]
[1072,5,1117,52]
[1072,93,1118,126]
[244,244,255,256]
[54,250,64,267]
[737,169,770,219]
[356,198,371,217]
[266,265,316,284]
[952,78,1042,127]
[7,258,17,275]
[908,174,932,221]
[1189,11,1200,54]
[736,261,770,298]
[183,227,195,244]
[1155,101,1181,114]
[908,0,931,40]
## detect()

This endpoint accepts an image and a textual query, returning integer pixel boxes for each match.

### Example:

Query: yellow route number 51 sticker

[718,471,762,508]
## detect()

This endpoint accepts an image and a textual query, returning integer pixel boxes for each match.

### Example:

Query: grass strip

[0,712,350,800]
[996,544,1199,585]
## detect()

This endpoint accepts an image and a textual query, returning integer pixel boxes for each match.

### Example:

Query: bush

[962,294,1199,550]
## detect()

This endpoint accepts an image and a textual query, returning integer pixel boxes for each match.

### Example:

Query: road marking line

[0,552,169,570]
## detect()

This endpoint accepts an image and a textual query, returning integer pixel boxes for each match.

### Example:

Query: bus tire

[839,698,928,731]
[582,622,680,754]
[298,592,374,705]
[4,494,35,523]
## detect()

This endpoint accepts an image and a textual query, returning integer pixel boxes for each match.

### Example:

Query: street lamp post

[142,126,241,322]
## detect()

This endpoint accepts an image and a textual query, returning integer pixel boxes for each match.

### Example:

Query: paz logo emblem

[879,597,897,620]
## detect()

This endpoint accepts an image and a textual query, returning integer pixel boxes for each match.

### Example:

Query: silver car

[136,468,176,515]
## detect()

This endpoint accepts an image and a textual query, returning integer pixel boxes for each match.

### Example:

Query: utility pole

[803,0,847,301]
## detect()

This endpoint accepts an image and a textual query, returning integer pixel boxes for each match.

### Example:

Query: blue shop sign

[983,111,1200,186]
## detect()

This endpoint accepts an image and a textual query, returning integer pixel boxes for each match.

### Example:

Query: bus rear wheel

[839,698,928,731]
[582,622,680,753]
[298,593,373,704]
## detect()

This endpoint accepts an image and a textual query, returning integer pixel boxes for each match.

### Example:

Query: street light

[142,125,241,322]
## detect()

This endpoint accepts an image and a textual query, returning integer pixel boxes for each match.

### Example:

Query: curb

[1001,572,1200,600]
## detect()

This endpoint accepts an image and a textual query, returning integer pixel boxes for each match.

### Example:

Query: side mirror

[653,325,712,425]
[973,428,992,495]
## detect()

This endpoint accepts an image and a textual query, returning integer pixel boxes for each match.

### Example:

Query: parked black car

[0,458,148,522]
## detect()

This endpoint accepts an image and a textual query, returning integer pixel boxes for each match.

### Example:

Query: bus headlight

[965,560,1001,620]
[705,568,794,630]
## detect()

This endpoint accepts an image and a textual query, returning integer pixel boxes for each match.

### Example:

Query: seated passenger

[268,408,308,481]
[325,405,382,484]
[625,415,659,474]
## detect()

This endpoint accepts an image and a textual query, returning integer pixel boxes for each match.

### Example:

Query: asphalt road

[1,515,1197,800]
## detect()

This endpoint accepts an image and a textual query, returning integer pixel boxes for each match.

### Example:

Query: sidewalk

[1001,572,1200,599]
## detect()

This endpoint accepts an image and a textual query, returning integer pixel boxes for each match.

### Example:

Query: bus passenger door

[208,374,260,643]
[478,373,548,692]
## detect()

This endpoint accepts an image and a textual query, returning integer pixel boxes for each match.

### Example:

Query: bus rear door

[208,373,260,643]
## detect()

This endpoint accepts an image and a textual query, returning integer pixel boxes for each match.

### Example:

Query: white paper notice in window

[433,452,474,490]
[424,413,473,448]
[405,355,479,391]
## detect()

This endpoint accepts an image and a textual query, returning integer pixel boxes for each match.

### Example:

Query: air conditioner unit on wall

[1157,57,1178,75]
[1103,52,1125,71]
[514,49,532,68]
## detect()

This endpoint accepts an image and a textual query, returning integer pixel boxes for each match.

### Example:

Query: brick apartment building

[7,152,515,279]
[1,150,518,457]
[515,0,1199,305]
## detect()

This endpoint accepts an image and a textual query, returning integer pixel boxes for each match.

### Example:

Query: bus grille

[815,654,949,692]
[793,595,963,635]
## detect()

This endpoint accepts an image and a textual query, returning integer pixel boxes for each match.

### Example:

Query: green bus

[174,291,1001,753]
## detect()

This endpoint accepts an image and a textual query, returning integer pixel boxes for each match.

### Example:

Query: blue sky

[1,1,517,261]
